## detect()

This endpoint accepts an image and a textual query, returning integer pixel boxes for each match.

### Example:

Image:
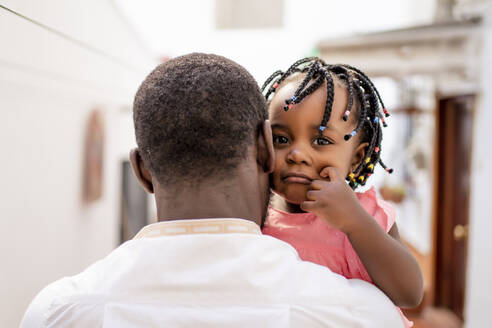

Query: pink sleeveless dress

[262,187,412,327]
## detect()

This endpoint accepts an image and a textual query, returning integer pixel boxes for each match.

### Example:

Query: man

[21,53,403,327]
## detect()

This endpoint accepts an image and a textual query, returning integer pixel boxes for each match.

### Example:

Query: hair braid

[341,64,390,118]
[291,61,320,101]
[261,70,283,92]
[329,65,355,121]
[265,58,320,103]
[344,81,366,141]
[284,61,321,111]
[319,67,335,131]
[263,70,284,100]
[293,72,325,105]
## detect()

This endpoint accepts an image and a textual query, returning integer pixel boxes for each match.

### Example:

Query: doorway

[434,95,475,321]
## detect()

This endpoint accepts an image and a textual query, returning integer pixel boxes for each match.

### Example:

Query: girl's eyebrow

[309,124,333,131]
[309,124,344,137]
[309,124,340,134]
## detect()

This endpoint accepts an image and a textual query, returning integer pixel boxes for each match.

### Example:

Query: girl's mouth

[282,173,312,185]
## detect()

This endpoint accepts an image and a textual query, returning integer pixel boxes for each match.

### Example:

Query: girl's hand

[301,167,366,233]
[303,167,424,308]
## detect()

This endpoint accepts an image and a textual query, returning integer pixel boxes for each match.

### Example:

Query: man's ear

[257,120,275,173]
[130,148,154,194]
[351,142,369,173]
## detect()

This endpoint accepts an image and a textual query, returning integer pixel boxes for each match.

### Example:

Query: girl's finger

[319,166,343,181]
[300,200,317,211]
[306,190,320,200]
[309,179,327,190]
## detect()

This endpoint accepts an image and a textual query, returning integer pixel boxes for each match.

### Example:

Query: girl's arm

[302,167,424,308]
[344,211,423,308]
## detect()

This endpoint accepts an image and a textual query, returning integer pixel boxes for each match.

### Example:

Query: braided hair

[262,57,393,189]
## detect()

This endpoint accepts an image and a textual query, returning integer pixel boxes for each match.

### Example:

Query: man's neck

[153,172,266,227]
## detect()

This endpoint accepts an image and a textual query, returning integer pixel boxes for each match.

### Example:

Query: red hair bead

[273,82,279,89]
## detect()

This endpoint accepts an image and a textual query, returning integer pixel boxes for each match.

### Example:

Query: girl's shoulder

[355,186,396,233]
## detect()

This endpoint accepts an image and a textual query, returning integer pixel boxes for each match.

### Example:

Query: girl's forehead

[269,81,355,135]
[269,81,346,118]
[269,95,324,121]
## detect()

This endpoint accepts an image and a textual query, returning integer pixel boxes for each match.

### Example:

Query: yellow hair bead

[365,157,370,164]
[348,173,355,180]
[368,164,374,170]
[358,176,365,182]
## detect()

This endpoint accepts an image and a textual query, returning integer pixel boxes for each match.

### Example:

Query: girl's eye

[273,135,289,144]
[313,137,332,146]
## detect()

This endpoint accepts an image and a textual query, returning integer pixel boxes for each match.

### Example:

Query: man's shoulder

[20,277,73,327]
[19,242,134,328]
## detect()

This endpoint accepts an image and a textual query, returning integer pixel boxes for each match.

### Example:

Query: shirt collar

[133,218,261,239]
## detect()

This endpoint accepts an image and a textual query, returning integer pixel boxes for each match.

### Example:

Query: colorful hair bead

[364,157,371,164]
[291,96,297,103]
[385,168,394,173]
[344,130,357,141]
[358,176,365,182]
[319,125,326,132]
[273,82,279,89]
[368,163,374,171]
[374,117,379,124]
[374,147,380,153]
[383,108,390,117]
[381,117,388,127]
[349,180,358,188]
[343,110,350,121]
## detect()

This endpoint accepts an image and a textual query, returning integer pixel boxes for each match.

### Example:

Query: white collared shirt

[21,218,403,327]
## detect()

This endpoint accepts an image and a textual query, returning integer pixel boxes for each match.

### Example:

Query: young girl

[261,58,423,327]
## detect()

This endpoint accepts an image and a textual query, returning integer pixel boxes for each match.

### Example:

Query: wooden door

[434,95,474,321]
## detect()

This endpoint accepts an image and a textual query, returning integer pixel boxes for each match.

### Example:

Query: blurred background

[1,0,491,327]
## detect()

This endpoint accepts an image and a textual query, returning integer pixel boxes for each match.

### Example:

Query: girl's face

[269,79,368,205]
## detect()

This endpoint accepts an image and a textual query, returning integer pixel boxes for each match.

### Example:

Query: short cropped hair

[133,53,268,186]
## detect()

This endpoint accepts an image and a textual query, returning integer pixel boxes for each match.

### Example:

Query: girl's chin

[272,189,307,205]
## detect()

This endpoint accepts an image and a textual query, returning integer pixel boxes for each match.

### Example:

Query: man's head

[130,53,274,224]
[133,53,269,186]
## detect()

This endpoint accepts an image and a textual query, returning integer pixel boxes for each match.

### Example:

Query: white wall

[118,0,436,83]
[0,1,155,326]
[465,4,492,326]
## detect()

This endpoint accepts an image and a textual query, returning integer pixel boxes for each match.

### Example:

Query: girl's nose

[286,146,312,165]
